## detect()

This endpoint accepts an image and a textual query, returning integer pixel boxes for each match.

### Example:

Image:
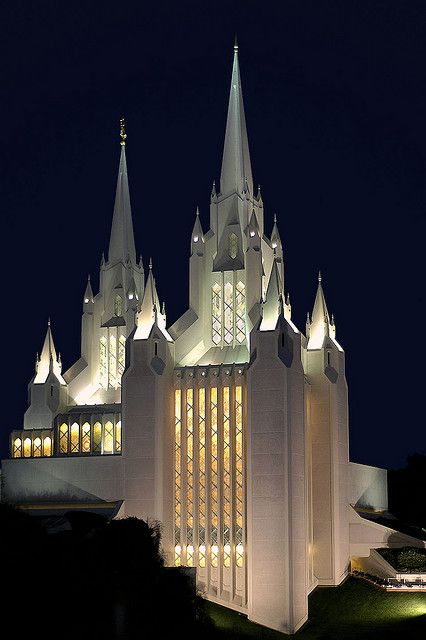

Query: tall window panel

[186,389,194,566]
[59,423,69,453]
[118,335,126,379]
[224,282,234,344]
[235,385,244,567]
[174,390,182,566]
[212,283,222,345]
[223,387,231,567]
[82,422,91,453]
[99,337,108,388]
[108,334,117,388]
[210,387,219,567]
[235,282,246,344]
[211,280,246,347]
[198,388,206,568]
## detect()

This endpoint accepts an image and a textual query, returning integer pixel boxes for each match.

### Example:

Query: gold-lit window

[104,421,113,454]
[115,420,122,453]
[174,389,182,566]
[186,389,194,566]
[43,436,52,457]
[235,281,246,344]
[108,335,117,388]
[82,422,91,453]
[33,437,42,457]
[223,387,231,567]
[198,388,206,567]
[93,422,102,453]
[23,437,32,458]
[210,387,218,567]
[100,337,107,389]
[70,422,80,454]
[59,423,69,454]
[13,437,22,458]
[224,282,233,345]
[235,385,244,567]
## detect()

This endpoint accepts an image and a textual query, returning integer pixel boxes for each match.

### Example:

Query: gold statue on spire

[120,118,127,146]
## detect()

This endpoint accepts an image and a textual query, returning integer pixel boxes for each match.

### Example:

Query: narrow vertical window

[224,282,234,344]
[43,436,52,457]
[82,422,91,453]
[114,294,123,317]
[115,420,122,453]
[174,390,182,566]
[327,351,331,366]
[118,334,126,381]
[109,334,117,388]
[223,387,231,567]
[104,421,114,453]
[33,437,42,457]
[186,389,194,566]
[198,388,206,568]
[229,233,238,259]
[235,386,244,567]
[70,422,80,454]
[210,387,218,567]
[93,422,102,453]
[59,423,69,454]
[99,337,107,389]
[235,281,246,344]
[212,283,222,345]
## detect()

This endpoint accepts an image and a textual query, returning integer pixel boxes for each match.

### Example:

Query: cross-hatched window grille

[212,283,222,345]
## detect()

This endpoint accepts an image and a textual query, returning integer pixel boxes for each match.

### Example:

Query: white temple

[2,46,422,634]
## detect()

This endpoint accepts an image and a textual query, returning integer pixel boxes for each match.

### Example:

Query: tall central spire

[108,119,137,265]
[220,41,253,196]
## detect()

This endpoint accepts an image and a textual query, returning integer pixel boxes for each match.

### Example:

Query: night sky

[1,1,425,468]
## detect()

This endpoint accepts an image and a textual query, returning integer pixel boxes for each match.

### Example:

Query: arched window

[24,437,32,458]
[104,421,113,454]
[114,294,123,317]
[115,420,122,453]
[33,437,42,457]
[70,422,80,454]
[13,438,22,458]
[93,422,102,453]
[229,233,238,259]
[59,423,69,454]
[82,422,91,453]
[43,436,52,457]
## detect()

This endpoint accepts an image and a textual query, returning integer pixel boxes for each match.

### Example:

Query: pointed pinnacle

[149,257,153,269]
[162,301,166,315]
[318,270,322,283]
[234,35,238,52]
[48,317,51,327]
[120,118,127,146]
[273,213,277,224]
[196,206,199,216]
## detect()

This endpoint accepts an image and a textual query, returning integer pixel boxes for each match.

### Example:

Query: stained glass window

[33,437,42,457]
[93,422,102,453]
[224,282,234,344]
[43,436,52,457]
[235,281,246,344]
[100,337,107,389]
[59,423,69,454]
[115,420,122,453]
[13,438,22,458]
[212,283,222,345]
[223,387,231,567]
[210,387,218,567]
[198,388,206,568]
[70,422,80,454]
[82,422,91,453]
[104,421,113,454]
[229,233,238,259]
[235,385,244,567]
[23,437,32,458]
[174,390,182,566]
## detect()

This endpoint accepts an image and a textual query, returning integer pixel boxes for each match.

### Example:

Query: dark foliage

[388,454,426,531]
[0,505,215,640]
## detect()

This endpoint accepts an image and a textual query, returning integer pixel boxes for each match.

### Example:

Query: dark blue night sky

[1,0,425,468]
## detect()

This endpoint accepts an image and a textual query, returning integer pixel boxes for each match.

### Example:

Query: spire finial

[48,317,51,327]
[274,213,277,224]
[196,206,199,216]
[318,270,322,283]
[234,35,238,52]
[120,118,127,146]
[88,273,91,282]
[149,257,152,270]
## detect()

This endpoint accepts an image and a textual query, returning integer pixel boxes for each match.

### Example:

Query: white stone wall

[349,462,388,511]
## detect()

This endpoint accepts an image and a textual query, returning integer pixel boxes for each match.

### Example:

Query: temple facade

[2,46,418,634]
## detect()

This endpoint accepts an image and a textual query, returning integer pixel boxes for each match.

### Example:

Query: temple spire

[220,42,253,196]
[108,119,136,265]
[135,262,172,341]
[34,320,65,384]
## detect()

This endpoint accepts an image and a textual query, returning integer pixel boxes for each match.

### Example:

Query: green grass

[205,577,426,639]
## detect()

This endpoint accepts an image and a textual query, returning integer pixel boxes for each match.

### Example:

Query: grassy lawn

[205,577,426,639]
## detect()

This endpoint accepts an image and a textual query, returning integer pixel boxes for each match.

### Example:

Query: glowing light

[43,436,52,457]
[128,292,134,300]
[193,235,199,243]
[23,437,31,458]
[33,437,42,457]
[84,297,90,303]
[272,241,277,249]
[250,230,255,237]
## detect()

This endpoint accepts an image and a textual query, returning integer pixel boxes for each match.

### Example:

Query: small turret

[135,260,172,341]
[260,260,283,331]
[83,274,94,305]
[247,209,261,249]
[307,272,342,351]
[191,207,204,256]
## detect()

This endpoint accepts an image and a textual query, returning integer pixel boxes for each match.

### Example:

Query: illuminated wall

[174,366,246,605]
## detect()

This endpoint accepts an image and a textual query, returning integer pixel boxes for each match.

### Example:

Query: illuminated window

[82,422,91,453]
[118,334,126,380]
[43,436,52,457]
[223,387,231,567]
[186,389,194,566]
[99,337,107,389]
[59,423,69,454]
[198,388,206,568]
[224,282,233,344]
[13,437,22,458]
[174,390,182,566]
[108,334,117,388]
[115,420,122,453]
[210,387,218,567]
[212,283,222,345]
[33,437,42,457]
[229,233,238,259]
[24,437,32,458]
[235,386,244,567]
[93,422,102,453]
[70,422,80,454]
[114,294,123,316]
[104,421,113,454]
[235,281,246,344]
